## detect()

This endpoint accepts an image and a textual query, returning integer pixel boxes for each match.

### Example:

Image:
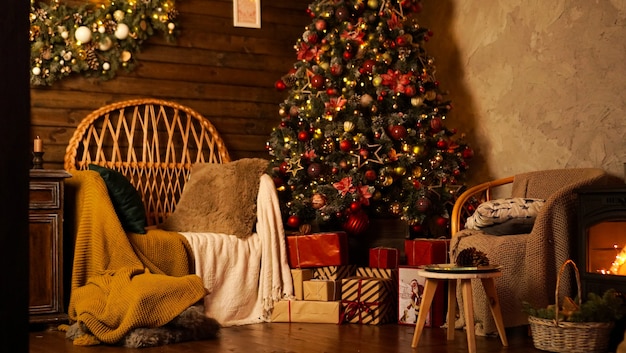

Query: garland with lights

[266,0,474,237]
[30,0,179,86]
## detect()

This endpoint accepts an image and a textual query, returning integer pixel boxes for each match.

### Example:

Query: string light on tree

[267,0,473,237]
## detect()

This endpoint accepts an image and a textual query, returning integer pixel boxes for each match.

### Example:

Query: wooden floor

[30,323,543,353]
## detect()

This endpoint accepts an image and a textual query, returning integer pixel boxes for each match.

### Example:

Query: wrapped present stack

[272,232,353,324]
[273,231,451,327]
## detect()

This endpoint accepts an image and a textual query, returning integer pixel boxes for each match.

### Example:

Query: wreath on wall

[30,0,179,86]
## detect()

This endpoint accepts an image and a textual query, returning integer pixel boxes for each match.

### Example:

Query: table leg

[411,278,439,349]
[460,279,476,353]
[446,279,457,341]
[481,277,508,347]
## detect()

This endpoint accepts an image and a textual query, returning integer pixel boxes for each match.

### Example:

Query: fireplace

[576,186,626,298]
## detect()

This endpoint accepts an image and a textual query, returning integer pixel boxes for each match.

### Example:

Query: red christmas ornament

[326,87,338,96]
[330,64,343,76]
[404,85,416,97]
[350,201,362,212]
[462,147,474,159]
[273,177,284,187]
[343,51,354,60]
[315,19,326,31]
[342,211,369,235]
[416,197,431,212]
[274,80,287,91]
[286,215,301,228]
[436,139,448,149]
[411,223,423,234]
[307,32,319,44]
[362,59,376,74]
[307,163,321,178]
[310,75,325,89]
[430,117,443,132]
[435,216,448,228]
[412,179,421,189]
[364,169,377,181]
[389,125,408,140]
[298,130,310,141]
[279,161,289,175]
[339,139,352,152]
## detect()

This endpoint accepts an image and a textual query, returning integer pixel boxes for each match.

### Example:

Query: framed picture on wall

[233,0,261,28]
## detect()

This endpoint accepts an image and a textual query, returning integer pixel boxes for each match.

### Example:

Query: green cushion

[88,164,147,234]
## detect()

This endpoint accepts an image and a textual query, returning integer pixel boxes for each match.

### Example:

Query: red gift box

[398,265,446,327]
[287,232,349,268]
[405,239,450,266]
[369,247,399,269]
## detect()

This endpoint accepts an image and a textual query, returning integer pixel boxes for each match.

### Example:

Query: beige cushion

[465,197,545,235]
[158,158,269,238]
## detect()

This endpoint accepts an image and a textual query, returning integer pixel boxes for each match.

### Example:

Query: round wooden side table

[410,266,508,353]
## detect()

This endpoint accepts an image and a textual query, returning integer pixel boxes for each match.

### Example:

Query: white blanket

[181,174,294,326]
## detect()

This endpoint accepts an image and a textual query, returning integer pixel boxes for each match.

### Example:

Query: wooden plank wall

[30,0,310,170]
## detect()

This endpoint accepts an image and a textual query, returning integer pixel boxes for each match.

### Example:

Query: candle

[34,136,43,152]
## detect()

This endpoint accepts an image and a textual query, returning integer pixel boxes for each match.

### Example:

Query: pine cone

[456,247,490,267]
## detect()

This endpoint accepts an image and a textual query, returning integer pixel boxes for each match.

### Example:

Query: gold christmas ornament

[311,193,327,209]
[344,121,355,132]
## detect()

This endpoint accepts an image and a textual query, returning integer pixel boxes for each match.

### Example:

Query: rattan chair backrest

[64,98,231,226]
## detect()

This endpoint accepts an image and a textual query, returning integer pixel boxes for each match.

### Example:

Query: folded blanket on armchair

[65,170,208,344]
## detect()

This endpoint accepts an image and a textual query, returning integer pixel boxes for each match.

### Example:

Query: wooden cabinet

[29,169,71,323]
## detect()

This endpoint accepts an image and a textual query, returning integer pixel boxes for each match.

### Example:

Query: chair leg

[481,277,508,347]
[461,279,476,353]
[411,278,439,349]
[446,279,457,341]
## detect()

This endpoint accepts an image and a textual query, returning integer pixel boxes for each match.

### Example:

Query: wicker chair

[63,98,293,330]
[64,98,231,226]
[449,168,613,336]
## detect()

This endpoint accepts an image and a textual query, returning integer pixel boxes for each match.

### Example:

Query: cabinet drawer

[30,181,61,209]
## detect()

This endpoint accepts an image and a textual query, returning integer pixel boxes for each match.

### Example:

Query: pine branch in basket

[522,288,626,323]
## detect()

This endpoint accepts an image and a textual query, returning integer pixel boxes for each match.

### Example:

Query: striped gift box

[340,277,395,325]
[313,265,357,281]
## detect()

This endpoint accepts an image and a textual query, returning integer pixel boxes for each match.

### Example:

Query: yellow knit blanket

[65,170,208,344]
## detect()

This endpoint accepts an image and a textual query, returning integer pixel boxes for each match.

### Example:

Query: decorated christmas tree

[266,0,473,238]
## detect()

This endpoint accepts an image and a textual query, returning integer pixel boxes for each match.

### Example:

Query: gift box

[341,277,395,325]
[291,269,313,300]
[355,267,398,282]
[303,279,341,301]
[271,300,341,324]
[287,232,349,268]
[312,265,356,281]
[369,247,399,269]
[398,265,445,327]
[405,238,450,266]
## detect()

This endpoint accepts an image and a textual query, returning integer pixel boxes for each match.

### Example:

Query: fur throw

[159,158,269,238]
[62,305,220,348]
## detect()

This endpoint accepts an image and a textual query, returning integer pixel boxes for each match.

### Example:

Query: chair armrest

[450,176,514,236]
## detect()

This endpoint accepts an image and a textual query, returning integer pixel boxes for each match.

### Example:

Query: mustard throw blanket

[66,170,208,344]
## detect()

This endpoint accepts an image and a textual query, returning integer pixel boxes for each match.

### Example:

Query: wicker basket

[528,259,614,353]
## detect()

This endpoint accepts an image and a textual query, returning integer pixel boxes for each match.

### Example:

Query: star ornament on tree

[287,157,304,177]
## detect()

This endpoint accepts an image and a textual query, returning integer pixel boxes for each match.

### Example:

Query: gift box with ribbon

[404,238,450,266]
[303,279,341,301]
[287,232,349,268]
[340,277,395,325]
[368,247,399,269]
[271,300,341,324]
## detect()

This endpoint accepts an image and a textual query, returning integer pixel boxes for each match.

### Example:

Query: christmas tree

[266,0,473,238]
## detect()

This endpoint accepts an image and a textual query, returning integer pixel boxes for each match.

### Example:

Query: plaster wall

[420,0,626,184]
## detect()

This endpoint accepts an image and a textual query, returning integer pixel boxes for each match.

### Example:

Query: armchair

[450,168,614,336]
